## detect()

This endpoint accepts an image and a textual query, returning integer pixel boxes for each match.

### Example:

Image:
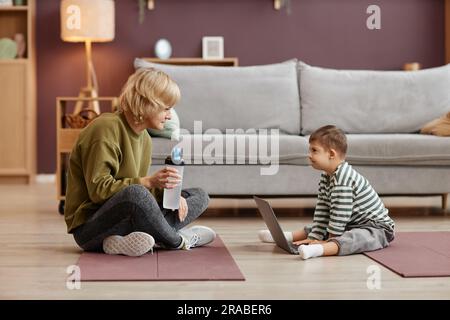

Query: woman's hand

[293,239,327,246]
[140,167,181,189]
[178,196,188,222]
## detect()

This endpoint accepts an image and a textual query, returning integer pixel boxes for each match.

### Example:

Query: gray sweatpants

[73,185,209,252]
[304,222,395,256]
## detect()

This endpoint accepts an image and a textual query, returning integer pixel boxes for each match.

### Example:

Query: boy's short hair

[309,125,347,156]
[119,67,180,123]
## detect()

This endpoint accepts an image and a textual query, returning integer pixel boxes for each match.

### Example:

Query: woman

[64,68,215,256]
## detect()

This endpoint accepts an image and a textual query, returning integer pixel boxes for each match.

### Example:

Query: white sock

[176,236,190,250]
[298,244,324,260]
[258,230,293,243]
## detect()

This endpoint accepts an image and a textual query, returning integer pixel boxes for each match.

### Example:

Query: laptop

[253,196,300,255]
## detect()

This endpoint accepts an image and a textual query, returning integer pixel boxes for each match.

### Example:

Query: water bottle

[163,147,184,210]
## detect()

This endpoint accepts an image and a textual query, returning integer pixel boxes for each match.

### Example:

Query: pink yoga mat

[77,236,245,281]
[364,232,450,277]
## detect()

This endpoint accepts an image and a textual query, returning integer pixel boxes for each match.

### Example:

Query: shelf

[0,6,28,11]
[0,59,28,64]
[143,1,283,11]
[142,57,239,67]
[57,96,118,102]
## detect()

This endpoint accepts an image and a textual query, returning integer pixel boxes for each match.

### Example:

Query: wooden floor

[1,183,449,300]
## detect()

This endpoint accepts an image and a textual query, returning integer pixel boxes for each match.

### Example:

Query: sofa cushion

[345,134,450,166]
[151,134,309,166]
[299,62,450,134]
[135,58,301,134]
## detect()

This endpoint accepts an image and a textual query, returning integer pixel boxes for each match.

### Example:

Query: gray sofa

[136,58,450,208]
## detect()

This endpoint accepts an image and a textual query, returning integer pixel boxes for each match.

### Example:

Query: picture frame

[202,36,224,60]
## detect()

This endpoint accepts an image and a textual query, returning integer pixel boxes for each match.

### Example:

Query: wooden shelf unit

[0,0,36,184]
[142,57,239,66]
[56,97,118,201]
[143,1,285,11]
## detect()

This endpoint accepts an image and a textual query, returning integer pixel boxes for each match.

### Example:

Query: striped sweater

[308,161,395,240]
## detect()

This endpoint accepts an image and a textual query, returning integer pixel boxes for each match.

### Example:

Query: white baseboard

[36,174,56,184]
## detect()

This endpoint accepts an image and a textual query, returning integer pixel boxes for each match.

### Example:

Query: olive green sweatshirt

[64,112,162,233]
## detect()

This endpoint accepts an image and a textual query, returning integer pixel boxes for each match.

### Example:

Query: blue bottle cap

[171,147,183,165]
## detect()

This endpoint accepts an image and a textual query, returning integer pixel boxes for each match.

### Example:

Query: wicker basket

[64,109,99,129]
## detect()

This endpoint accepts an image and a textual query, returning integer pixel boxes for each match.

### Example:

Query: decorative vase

[14,33,25,58]
[0,38,17,59]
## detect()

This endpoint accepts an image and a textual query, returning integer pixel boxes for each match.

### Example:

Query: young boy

[258,125,395,260]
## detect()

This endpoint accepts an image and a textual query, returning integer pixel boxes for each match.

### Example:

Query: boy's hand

[293,239,327,245]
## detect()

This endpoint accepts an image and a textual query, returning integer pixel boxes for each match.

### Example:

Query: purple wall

[37,0,445,173]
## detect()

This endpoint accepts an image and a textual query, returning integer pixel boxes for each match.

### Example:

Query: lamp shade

[61,0,115,42]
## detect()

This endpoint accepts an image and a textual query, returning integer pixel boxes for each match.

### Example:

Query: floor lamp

[60,0,115,116]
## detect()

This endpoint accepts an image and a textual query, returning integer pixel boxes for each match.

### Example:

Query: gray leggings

[73,185,209,251]
[305,222,395,256]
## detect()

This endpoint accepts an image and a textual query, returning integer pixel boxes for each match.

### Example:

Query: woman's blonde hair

[118,67,180,124]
